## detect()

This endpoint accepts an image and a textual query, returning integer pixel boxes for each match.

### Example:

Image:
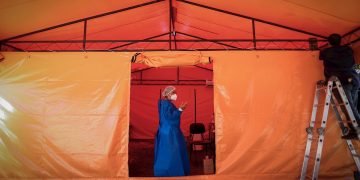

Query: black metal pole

[177,66,180,84]
[342,27,360,37]
[8,39,327,43]
[346,37,360,46]
[319,29,360,49]
[194,89,197,123]
[109,33,169,50]
[3,43,25,52]
[174,32,177,50]
[9,48,313,52]
[194,65,213,72]
[177,32,241,49]
[168,0,172,50]
[131,67,154,73]
[1,0,165,42]
[252,19,256,49]
[83,20,87,50]
[177,0,327,39]
[170,0,177,50]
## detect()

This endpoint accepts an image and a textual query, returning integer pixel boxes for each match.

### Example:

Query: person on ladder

[319,33,360,139]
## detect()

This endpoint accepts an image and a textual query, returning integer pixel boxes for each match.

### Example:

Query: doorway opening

[128,63,215,177]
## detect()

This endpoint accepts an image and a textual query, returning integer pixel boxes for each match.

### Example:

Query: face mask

[170,94,177,101]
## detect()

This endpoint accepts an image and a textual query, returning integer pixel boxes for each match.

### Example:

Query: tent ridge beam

[2,43,25,52]
[108,32,170,50]
[83,20,87,50]
[346,37,360,46]
[7,39,327,43]
[177,0,327,39]
[319,26,360,49]
[1,0,165,42]
[177,31,241,49]
[5,48,312,52]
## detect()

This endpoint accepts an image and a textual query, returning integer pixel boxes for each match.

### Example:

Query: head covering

[162,86,176,97]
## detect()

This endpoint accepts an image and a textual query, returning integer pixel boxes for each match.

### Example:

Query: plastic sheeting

[0,52,132,178]
[210,51,359,180]
[0,51,359,179]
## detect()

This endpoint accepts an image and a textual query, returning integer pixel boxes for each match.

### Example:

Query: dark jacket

[319,45,356,84]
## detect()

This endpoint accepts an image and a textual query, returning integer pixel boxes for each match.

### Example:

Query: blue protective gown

[154,99,190,176]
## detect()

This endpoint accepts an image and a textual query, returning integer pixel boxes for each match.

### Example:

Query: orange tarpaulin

[1,0,359,51]
[1,0,359,41]
[0,51,359,179]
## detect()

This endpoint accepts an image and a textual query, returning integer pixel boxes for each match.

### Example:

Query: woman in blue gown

[154,86,190,176]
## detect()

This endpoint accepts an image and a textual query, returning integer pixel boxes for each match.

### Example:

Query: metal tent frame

[0,0,359,52]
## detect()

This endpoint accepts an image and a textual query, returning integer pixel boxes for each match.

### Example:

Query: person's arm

[164,101,182,119]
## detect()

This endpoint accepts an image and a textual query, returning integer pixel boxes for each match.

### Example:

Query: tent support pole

[83,20,87,50]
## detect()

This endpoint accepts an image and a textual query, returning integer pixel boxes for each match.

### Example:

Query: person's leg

[343,83,360,123]
[353,89,358,108]
[358,89,360,113]
[352,75,360,109]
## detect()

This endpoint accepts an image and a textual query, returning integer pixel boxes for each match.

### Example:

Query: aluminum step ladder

[300,76,360,180]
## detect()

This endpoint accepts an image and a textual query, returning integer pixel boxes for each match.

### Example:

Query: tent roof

[0,0,359,51]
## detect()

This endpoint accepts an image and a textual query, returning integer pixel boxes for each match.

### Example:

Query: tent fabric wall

[130,65,213,139]
[130,85,213,139]
[0,51,359,179]
[0,52,132,178]
[209,51,359,179]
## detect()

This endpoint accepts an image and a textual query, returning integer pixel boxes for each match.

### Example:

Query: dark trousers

[344,83,360,121]
[335,83,360,124]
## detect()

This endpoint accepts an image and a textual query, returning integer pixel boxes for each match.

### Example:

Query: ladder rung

[316,86,338,91]
[316,87,327,90]
[316,86,343,92]
[307,138,319,141]
[313,102,345,107]
[351,155,360,158]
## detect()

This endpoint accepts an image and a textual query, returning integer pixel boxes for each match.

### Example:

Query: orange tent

[0,0,358,51]
[0,1,360,179]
